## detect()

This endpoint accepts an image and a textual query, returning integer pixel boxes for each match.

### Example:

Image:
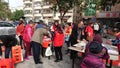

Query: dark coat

[0,35,18,47]
[0,35,18,56]
[81,34,109,68]
[70,24,84,46]
[70,24,78,45]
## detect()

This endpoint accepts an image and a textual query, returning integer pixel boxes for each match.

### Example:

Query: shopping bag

[12,53,23,63]
[12,45,23,63]
[0,58,14,68]
[45,46,52,56]
[12,46,22,54]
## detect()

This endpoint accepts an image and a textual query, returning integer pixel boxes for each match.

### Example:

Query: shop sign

[97,12,120,18]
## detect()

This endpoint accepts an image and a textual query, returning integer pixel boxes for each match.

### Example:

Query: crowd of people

[0,18,120,68]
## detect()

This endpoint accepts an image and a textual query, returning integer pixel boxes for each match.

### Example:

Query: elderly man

[31,25,49,64]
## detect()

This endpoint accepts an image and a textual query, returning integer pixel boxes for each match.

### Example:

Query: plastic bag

[45,46,52,56]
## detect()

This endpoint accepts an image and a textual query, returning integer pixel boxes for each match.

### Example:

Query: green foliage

[45,0,81,22]
[0,2,11,20]
[10,10,24,21]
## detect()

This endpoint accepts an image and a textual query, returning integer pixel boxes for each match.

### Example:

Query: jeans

[65,41,70,53]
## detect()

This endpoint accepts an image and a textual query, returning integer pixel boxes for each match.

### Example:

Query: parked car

[0,21,16,36]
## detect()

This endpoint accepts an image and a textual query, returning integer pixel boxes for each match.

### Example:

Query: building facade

[23,0,73,24]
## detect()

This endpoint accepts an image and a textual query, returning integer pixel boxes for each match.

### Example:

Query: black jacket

[0,35,18,56]
[70,24,78,45]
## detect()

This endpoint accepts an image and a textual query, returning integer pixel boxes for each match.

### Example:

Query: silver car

[0,21,16,36]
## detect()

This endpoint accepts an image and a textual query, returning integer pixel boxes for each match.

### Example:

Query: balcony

[34,0,42,2]
[24,7,32,10]
[34,6,42,9]
[43,13,53,17]
[65,13,73,16]
[24,0,32,4]
[34,5,52,10]
[34,14,42,17]
[24,14,33,17]
[34,13,53,17]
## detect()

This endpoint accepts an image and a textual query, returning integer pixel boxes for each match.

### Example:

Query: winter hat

[93,34,103,43]
[89,41,103,54]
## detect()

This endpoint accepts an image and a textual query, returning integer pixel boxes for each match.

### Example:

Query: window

[25,4,32,8]
[34,9,41,14]
[34,2,41,7]
[25,10,32,14]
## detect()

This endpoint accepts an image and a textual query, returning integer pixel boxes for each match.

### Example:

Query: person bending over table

[0,35,18,59]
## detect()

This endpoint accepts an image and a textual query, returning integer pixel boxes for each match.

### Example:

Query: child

[42,34,52,59]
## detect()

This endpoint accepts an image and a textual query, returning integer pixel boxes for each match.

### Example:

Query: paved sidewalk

[15,37,118,68]
[15,50,79,68]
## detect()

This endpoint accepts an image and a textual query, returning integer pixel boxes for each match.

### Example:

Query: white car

[0,21,16,36]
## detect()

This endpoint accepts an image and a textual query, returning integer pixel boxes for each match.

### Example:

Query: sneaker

[59,59,63,61]
[38,61,43,64]
[24,58,30,61]
[54,60,60,62]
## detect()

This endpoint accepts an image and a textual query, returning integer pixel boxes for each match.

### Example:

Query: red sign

[106,13,110,17]
[112,13,116,17]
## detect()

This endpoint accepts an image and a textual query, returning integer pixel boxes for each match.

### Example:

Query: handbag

[45,45,52,56]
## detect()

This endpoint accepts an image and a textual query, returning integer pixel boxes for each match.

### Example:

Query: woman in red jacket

[16,20,25,48]
[85,22,94,42]
[53,24,64,62]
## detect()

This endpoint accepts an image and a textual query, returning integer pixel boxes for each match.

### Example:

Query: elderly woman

[80,34,109,68]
